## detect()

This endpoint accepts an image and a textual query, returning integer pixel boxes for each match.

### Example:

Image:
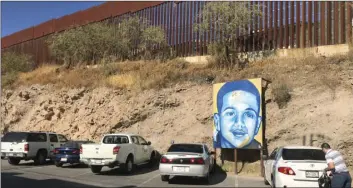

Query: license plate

[306,171,319,178]
[60,158,67,162]
[173,166,186,172]
[92,160,101,164]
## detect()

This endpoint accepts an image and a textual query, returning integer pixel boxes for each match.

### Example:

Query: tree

[139,26,169,61]
[194,2,262,67]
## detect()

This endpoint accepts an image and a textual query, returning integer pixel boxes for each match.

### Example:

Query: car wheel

[55,161,63,167]
[90,165,102,173]
[8,157,20,165]
[161,175,169,182]
[34,150,47,165]
[123,156,134,174]
[271,175,276,188]
[203,171,211,184]
[148,152,156,167]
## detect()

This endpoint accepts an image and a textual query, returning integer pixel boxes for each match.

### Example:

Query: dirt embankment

[2,55,353,174]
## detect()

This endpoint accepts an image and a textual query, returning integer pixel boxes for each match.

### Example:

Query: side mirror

[147,141,151,145]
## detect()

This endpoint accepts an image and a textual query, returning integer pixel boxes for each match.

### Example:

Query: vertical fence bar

[301,1,306,48]
[285,2,289,48]
[176,3,179,56]
[326,2,332,45]
[291,1,295,48]
[203,2,208,54]
[334,2,339,44]
[314,1,319,46]
[170,3,175,52]
[268,1,272,49]
[182,2,186,57]
[189,1,192,56]
[296,1,300,48]
[340,2,345,44]
[264,1,268,50]
[196,1,200,55]
[274,1,278,50]
[347,2,352,45]
[308,1,312,47]
[278,1,283,49]
[320,1,326,45]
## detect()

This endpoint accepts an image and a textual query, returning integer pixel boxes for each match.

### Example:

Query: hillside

[1,54,353,175]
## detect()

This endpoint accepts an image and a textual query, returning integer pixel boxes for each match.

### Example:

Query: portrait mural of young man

[213,78,263,149]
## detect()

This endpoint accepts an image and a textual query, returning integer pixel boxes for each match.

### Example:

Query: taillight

[53,149,59,154]
[24,144,29,152]
[160,156,173,163]
[113,146,120,154]
[80,145,82,154]
[190,158,204,164]
[278,167,296,175]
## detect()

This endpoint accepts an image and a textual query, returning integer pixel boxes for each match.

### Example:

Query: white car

[264,145,327,188]
[1,131,68,165]
[159,143,215,184]
[80,133,157,174]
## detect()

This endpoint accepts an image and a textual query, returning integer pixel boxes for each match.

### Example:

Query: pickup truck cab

[80,133,157,174]
[1,131,68,165]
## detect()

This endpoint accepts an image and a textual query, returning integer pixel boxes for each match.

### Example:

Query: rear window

[282,149,326,161]
[102,135,129,144]
[2,132,28,142]
[167,144,204,154]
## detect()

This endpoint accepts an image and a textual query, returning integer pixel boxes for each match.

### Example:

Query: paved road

[1,159,269,187]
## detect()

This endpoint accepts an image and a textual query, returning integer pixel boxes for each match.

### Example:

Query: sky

[1,1,105,37]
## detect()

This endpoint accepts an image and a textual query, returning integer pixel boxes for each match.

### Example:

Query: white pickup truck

[1,131,68,165]
[80,133,157,174]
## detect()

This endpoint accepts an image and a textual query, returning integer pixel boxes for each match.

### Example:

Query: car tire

[122,156,134,174]
[148,152,156,167]
[203,171,211,184]
[264,176,270,185]
[34,150,47,165]
[271,175,276,188]
[55,161,63,167]
[90,165,102,174]
[8,157,21,165]
[161,175,169,182]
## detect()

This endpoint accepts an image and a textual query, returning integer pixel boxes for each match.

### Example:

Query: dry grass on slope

[11,54,353,94]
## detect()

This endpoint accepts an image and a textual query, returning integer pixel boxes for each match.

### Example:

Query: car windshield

[282,148,326,160]
[167,144,204,154]
[102,136,129,144]
[2,132,28,142]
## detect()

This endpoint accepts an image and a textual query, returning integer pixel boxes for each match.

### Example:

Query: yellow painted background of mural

[212,78,263,147]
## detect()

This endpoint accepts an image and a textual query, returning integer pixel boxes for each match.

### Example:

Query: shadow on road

[1,172,136,188]
[97,162,159,176]
[168,165,227,186]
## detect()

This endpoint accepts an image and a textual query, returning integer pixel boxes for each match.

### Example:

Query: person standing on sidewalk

[321,143,352,188]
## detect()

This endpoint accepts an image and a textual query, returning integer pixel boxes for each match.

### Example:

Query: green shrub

[1,52,34,74]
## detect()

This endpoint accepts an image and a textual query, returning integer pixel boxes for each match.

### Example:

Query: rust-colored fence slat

[301,1,306,48]
[314,1,319,46]
[295,1,300,48]
[326,1,332,45]
[340,2,345,44]
[273,1,277,50]
[290,1,295,48]
[308,1,312,47]
[278,1,283,49]
[285,1,289,48]
[320,1,326,46]
[346,2,352,44]
[334,1,339,44]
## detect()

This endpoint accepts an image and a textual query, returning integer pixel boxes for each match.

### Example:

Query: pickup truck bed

[80,134,156,174]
